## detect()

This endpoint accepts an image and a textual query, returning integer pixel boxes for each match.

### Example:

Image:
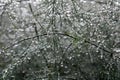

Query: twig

[28,3,46,33]
[4,33,47,50]
[85,40,113,57]
[4,32,113,57]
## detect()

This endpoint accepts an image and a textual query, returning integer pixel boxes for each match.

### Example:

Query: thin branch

[85,40,113,57]
[58,43,73,66]
[4,33,47,50]
[3,32,78,51]
[4,32,113,57]
[33,23,40,41]
[28,3,46,33]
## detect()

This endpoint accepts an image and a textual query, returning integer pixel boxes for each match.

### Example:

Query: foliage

[0,0,120,80]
